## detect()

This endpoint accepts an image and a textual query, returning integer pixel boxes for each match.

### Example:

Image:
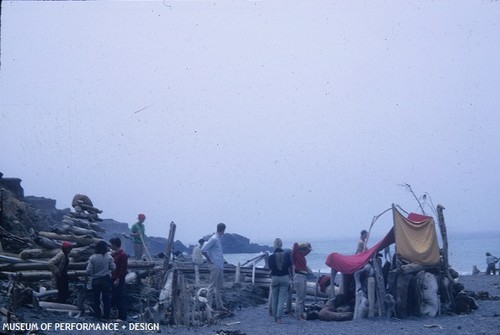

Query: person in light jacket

[86,240,115,319]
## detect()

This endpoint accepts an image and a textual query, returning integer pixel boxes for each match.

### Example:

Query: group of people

[48,210,146,321]
[198,226,370,323]
[267,239,313,323]
[267,229,370,323]
[49,238,128,320]
[48,204,369,323]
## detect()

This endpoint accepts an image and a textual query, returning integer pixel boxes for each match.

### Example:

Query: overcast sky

[1,1,499,245]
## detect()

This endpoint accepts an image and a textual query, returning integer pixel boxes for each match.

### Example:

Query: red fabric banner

[325,228,395,274]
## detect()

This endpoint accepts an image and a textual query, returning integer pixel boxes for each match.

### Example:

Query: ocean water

[224,231,500,275]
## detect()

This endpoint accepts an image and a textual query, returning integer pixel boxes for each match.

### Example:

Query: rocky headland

[0,173,272,256]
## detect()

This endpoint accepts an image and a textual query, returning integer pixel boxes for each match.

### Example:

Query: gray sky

[1,1,499,244]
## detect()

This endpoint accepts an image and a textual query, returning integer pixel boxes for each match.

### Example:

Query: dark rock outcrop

[0,174,271,255]
[221,233,273,254]
[1,176,24,200]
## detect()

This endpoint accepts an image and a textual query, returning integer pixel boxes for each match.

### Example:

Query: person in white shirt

[201,223,228,311]
[192,239,206,266]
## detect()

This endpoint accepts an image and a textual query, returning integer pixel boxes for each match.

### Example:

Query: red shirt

[292,242,311,272]
[112,249,128,281]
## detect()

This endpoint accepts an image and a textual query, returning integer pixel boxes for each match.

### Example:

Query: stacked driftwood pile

[22,214,105,261]
[0,212,107,281]
[0,209,168,319]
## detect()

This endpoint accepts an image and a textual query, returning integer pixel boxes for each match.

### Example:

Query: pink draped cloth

[325,228,395,274]
[325,210,438,274]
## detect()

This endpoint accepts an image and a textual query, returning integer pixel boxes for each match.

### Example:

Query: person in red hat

[48,241,73,303]
[130,214,146,259]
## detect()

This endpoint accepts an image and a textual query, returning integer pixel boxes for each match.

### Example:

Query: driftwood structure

[324,204,468,322]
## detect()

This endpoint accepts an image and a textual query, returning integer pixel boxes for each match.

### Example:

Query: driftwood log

[163,221,177,277]
[372,258,386,317]
[62,216,105,232]
[172,271,190,325]
[38,231,103,246]
[38,301,81,312]
[0,260,159,272]
[0,254,36,263]
[159,269,174,305]
[437,204,454,283]
[62,217,93,230]
[33,289,58,299]
[54,224,98,237]
[0,270,88,281]
[19,246,92,261]
[368,277,375,317]
[33,236,62,250]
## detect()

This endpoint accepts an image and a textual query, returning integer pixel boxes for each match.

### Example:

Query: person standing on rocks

[485,252,499,275]
[48,241,73,303]
[110,237,128,321]
[130,214,146,259]
[201,223,228,312]
[292,241,312,320]
[268,238,293,324]
[355,230,368,254]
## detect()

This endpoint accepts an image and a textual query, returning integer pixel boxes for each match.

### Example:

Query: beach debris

[424,324,443,329]
[215,330,246,335]
[476,291,500,301]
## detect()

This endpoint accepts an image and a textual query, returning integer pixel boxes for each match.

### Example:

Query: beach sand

[168,274,500,335]
[16,274,498,335]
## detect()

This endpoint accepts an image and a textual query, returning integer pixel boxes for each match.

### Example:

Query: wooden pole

[194,264,200,286]
[329,269,337,299]
[139,233,152,261]
[251,262,256,284]
[234,262,241,283]
[372,257,386,317]
[436,205,452,280]
[436,204,455,311]
[314,270,320,302]
[368,277,375,317]
[163,221,176,276]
